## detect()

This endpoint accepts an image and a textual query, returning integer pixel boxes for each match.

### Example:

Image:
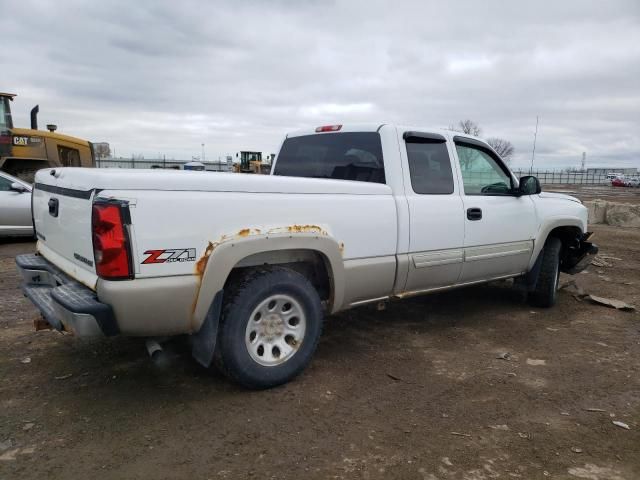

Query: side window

[58,146,81,167]
[0,176,12,191]
[455,143,513,195]
[406,138,454,194]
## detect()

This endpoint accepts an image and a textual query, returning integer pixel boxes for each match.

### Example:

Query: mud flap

[191,290,223,368]
[514,248,545,293]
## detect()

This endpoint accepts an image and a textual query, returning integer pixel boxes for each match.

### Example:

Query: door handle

[467,207,482,221]
[48,198,59,217]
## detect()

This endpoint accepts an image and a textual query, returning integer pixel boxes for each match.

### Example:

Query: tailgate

[32,173,98,289]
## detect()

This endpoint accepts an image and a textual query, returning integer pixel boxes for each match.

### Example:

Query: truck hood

[34,168,391,195]
[538,191,582,204]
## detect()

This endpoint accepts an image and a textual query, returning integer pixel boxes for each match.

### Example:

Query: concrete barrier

[584,200,640,227]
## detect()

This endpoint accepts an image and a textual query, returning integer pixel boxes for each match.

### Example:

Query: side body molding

[192,232,345,331]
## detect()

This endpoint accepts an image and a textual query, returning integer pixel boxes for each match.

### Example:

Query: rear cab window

[273,132,385,184]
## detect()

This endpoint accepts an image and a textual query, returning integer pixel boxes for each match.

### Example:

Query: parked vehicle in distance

[183,161,205,171]
[610,176,639,187]
[17,124,598,389]
[0,92,95,182]
[611,177,625,187]
[0,170,33,237]
[606,173,623,180]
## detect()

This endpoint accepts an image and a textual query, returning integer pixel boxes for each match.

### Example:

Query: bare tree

[93,142,111,159]
[449,119,515,167]
[486,137,515,163]
[448,119,482,170]
[457,119,482,137]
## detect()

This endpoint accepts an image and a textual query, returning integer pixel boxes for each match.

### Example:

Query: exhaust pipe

[30,105,39,130]
[145,338,170,367]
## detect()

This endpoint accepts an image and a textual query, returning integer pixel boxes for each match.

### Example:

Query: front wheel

[215,267,323,389]
[528,237,562,308]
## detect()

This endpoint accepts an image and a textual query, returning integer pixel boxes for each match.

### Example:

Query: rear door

[401,131,465,292]
[452,137,536,282]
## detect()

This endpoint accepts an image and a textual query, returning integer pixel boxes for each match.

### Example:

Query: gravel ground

[1,225,639,480]
[545,184,640,205]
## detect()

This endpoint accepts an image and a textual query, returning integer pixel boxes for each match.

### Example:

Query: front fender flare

[528,216,585,270]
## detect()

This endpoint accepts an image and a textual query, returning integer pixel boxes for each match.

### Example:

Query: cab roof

[286,123,485,143]
[0,93,17,99]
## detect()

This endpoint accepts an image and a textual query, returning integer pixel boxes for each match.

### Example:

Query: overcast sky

[3,0,639,169]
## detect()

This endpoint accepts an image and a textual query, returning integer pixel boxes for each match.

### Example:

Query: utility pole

[201,143,205,162]
[581,152,586,171]
[529,116,539,174]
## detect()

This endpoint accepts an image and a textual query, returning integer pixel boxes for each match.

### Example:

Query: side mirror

[10,182,29,193]
[518,176,541,195]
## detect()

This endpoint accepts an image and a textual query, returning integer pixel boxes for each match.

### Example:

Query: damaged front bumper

[562,232,599,275]
[15,254,119,337]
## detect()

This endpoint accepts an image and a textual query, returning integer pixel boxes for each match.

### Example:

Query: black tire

[215,266,323,389]
[529,237,562,308]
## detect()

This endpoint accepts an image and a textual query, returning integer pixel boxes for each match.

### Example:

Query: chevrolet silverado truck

[16,124,597,388]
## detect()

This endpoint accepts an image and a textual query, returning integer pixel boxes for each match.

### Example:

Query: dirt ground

[545,184,640,205]
[1,225,639,480]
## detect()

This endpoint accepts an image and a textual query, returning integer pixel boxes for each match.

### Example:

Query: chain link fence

[95,159,630,186]
[96,158,233,172]
[512,170,618,185]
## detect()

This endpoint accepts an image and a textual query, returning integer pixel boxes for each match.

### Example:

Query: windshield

[0,97,12,131]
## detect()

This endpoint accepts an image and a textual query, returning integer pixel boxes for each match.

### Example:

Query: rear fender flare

[192,232,345,332]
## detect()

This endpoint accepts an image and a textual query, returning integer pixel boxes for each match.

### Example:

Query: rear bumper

[16,254,118,337]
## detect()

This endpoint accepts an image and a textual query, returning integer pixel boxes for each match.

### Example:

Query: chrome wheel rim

[244,294,306,366]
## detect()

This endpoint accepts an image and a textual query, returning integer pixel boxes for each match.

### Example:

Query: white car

[0,170,33,237]
[17,124,598,388]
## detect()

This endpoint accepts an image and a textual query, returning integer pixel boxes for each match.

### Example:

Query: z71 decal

[142,248,196,264]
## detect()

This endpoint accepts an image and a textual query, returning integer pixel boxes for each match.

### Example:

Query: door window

[58,146,81,167]
[406,138,454,194]
[0,175,13,191]
[455,143,513,195]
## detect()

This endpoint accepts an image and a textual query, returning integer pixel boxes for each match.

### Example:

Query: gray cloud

[3,0,639,168]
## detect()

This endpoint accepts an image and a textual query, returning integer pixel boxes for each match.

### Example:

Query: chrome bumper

[16,254,118,337]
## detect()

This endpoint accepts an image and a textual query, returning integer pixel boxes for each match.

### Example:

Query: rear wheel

[529,237,562,308]
[215,267,323,389]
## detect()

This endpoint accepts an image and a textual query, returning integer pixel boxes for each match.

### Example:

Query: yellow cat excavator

[0,92,95,181]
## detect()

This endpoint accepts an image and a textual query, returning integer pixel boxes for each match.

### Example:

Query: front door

[453,138,537,283]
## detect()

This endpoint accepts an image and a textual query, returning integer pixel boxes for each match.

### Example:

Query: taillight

[315,125,342,132]
[92,202,132,279]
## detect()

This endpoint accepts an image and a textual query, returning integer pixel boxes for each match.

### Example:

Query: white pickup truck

[17,124,597,388]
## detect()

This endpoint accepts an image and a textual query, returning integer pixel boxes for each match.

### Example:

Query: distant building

[587,167,637,175]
